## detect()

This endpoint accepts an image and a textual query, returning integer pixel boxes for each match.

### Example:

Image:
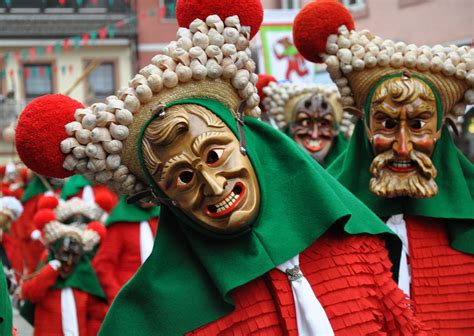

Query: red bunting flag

[63,38,70,51]
[14,51,20,61]
[59,0,66,5]
[82,32,90,45]
[24,67,31,78]
[98,27,108,39]
[39,66,45,77]
[29,48,37,60]
[46,45,54,54]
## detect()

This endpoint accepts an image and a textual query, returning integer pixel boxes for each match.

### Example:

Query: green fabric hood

[99,98,396,336]
[21,176,48,202]
[105,196,160,226]
[60,175,92,200]
[323,133,348,168]
[328,120,474,253]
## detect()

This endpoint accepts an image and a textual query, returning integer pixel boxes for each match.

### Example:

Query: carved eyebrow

[160,153,191,182]
[191,131,228,155]
[410,103,436,117]
[375,103,399,118]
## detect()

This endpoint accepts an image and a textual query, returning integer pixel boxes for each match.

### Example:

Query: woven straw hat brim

[347,67,468,116]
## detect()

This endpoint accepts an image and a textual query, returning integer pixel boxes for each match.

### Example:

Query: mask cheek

[413,137,435,155]
[372,134,393,154]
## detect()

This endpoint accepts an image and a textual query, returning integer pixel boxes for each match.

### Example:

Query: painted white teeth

[213,188,241,213]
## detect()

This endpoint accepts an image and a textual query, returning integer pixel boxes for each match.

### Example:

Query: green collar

[21,176,48,202]
[0,262,12,336]
[60,175,92,200]
[105,196,160,226]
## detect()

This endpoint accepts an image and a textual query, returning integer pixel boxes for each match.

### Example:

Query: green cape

[323,133,348,168]
[328,120,474,253]
[105,196,160,227]
[21,175,48,202]
[60,175,92,200]
[20,253,106,326]
[0,263,12,336]
[99,98,397,336]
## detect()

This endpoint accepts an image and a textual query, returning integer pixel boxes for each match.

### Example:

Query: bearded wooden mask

[288,93,338,164]
[142,104,261,233]
[367,75,442,198]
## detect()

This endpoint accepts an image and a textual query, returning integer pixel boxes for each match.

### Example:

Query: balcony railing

[0,0,134,14]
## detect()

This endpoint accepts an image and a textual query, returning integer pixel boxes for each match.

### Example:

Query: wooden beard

[142,104,261,233]
[367,76,439,199]
[288,93,337,164]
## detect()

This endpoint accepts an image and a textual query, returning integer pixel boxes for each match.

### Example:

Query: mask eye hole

[382,118,398,129]
[206,148,224,166]
[177,170,194,186]
[409,119,426,130]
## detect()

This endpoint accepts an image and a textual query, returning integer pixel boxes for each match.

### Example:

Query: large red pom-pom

[293,0,354,63]
[15,94,84,178]
[256,74,277,105]
[37,195,59,210]
[94,189,118,213]
[33,208,56,231]
[176,0,263,39]
[87,221,107,241]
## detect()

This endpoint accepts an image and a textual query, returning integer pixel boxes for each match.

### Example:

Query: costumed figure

[15,0,429,334]
[15,175,64,275]
[92,196,159,302]
[0,162,29,201]
[260,79,349,166]
[293,0,474,334]
[20,196,106,336]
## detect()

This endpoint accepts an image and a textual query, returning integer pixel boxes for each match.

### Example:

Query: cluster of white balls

[323,25,474,117]
[59,14,260,195]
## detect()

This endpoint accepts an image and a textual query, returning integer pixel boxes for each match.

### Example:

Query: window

[339,0,365,11]
[281,0,302,9]
[23,64,53,100]
[86,62,116,104]
[159,0,176,20]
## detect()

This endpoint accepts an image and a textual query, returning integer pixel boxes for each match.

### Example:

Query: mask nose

[392,124,413,158]
[199,169,226,197]
[310,123,319,139]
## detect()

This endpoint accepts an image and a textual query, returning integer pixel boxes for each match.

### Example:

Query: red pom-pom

[0,165,6,177]
[293,0,354,63]
[20,168,30,184]
[37,195,59,210]
[94,190,117,213]
[87,221,107,241]
[256,74,277,108]
[33,208,56,231]
[15,94,84,178]
[176,0,263,39]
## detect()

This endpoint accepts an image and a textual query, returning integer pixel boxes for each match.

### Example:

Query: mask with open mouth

[142,103,260,233]
[289,93,337,163]
[53,235,84,279]
[368,75,439,198]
